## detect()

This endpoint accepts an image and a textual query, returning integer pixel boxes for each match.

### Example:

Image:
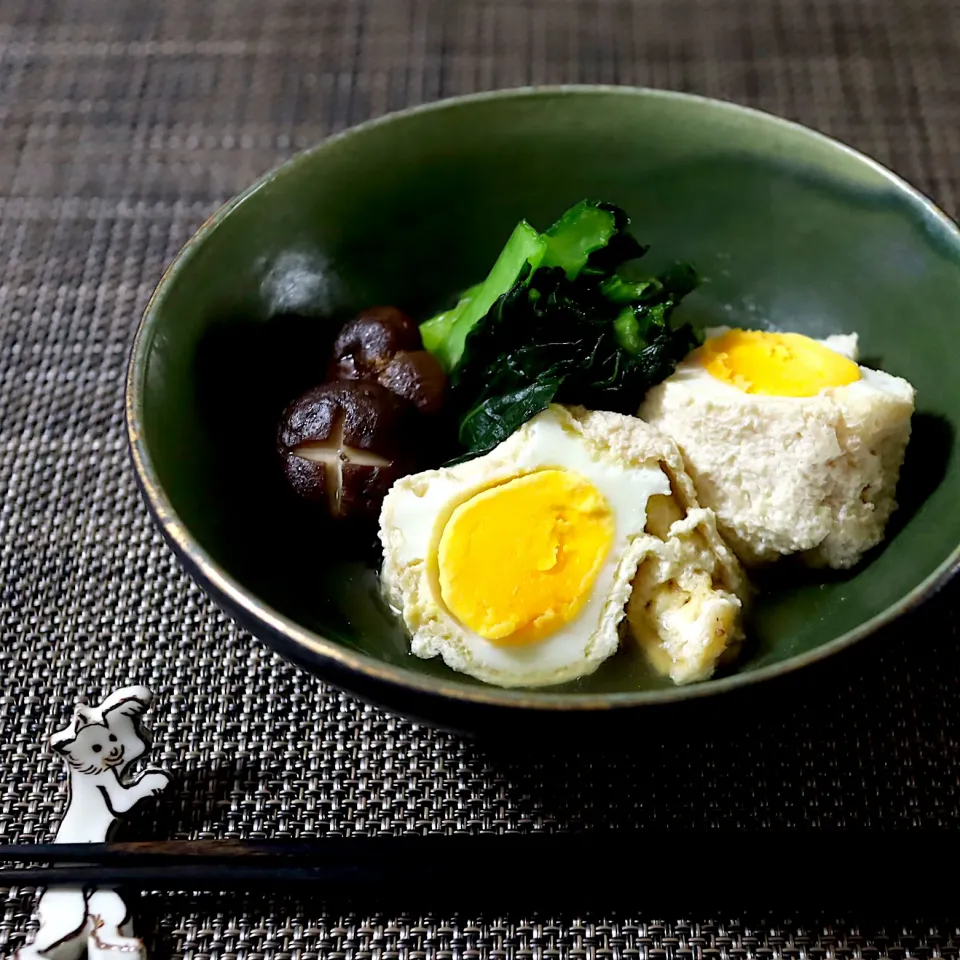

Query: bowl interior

[132,88,960,700]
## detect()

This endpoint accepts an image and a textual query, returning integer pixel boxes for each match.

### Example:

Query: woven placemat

[2,0,960,955]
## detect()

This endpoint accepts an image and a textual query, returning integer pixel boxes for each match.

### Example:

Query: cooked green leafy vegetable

[420,200,701,458]
[540,201,619,278]
[419,221,546,372]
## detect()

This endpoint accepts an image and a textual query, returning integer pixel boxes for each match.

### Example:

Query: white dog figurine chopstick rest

[15,686,170,960]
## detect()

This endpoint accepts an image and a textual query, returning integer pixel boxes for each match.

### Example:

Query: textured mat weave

[2,0,960,956]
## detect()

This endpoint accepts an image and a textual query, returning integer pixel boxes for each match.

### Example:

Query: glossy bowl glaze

[127,87,960,733]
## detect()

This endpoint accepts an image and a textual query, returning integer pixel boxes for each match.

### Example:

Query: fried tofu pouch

[639,330,916,569]
[563,407,751,685]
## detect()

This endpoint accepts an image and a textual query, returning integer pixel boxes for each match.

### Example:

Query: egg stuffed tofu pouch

[640,328,916,569]
[379,405,749,687]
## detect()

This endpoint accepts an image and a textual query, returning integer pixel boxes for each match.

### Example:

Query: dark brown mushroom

[328,307,448,415]
[328,307,422,381]
[377,349,448,416]
[277,380,415,521]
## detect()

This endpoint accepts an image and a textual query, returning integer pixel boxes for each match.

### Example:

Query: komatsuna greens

[419,200,701,458]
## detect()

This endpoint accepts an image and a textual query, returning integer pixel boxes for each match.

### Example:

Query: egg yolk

[699,329,860,397]
[437,470,615,646]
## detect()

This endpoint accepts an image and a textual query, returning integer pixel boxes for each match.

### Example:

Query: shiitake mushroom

[329,307,447,415]
[277,306,450,521]
[376,349,448,416]
[328,306,421,378]
[277,380,416,522]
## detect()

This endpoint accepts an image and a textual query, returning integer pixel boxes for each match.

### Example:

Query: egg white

[379,405,671,687]
[674,327,914,406]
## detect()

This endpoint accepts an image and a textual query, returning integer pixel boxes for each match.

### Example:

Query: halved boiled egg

[379,405,748,687]
[640,327,916,568]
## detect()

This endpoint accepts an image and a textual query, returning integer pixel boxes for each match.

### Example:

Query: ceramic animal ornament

[15,686,170,960]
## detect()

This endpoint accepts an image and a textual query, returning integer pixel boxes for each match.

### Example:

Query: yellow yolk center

[437,470,615,647]
[699,329,861,397]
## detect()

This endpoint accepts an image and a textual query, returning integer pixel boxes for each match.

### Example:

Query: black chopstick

[4,831,957,863]
[0,834,957,909]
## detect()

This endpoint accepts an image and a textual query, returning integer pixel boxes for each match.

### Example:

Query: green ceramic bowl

[127,87,960,733]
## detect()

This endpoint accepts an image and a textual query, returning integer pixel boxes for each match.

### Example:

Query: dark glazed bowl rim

[126,85,960,714]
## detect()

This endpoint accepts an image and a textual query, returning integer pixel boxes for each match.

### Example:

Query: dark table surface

[2,0,959,956]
